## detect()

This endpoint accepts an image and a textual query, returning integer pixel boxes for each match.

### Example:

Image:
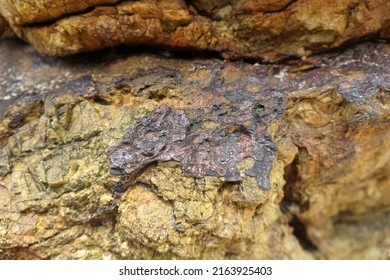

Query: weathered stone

[0,14,6,33]
[0,14,12,37]
[0,40,389,259]
[0,0,120,25]
[0,0,389,60]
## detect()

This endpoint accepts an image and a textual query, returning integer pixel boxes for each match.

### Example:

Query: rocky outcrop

[1,39,389,259]
[0,0,389,60]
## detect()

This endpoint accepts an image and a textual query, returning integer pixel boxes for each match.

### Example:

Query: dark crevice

[92,95,113,106]
[184,0,231,19]
[224,251,239,259]
[280,151,317,252]
[288,215,318,252]
[81,203,118,225]
[280,154,302,210]
[56,44,225,65]
[187,0,299,18]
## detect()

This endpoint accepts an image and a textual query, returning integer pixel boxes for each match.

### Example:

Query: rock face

[0,0,389,60]
[0,0,120,25]
[0,39,389,259]
[0,14,12,37]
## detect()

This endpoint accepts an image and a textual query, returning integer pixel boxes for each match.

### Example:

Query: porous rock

[0,40,389,259]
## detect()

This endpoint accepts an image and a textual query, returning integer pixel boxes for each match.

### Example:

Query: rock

[0,0,389,60]
[0,14,6,33]
[0,14,13,37]
[0,39,389,259]
[0,0,120,25]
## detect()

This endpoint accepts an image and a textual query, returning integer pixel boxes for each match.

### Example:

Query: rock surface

[0,39,389,259]
[0,0,389,60]
[0,14,12,37]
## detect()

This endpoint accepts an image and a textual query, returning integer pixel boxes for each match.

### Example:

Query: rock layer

[0,40,389,259]
[0,0,120,25]
[0,0,389,59]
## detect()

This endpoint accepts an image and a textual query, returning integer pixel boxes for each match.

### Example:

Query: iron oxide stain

[108,102,279,195]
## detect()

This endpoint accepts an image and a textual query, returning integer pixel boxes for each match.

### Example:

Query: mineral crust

[0,40,389,259]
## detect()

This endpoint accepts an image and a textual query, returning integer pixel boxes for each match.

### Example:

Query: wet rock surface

[0,40,389,259]
[0,0,389,60]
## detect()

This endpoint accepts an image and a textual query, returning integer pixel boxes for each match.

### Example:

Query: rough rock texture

[0,39,389,259]
[0,0,389,60]
[0,0,120,25]
[0,14,13,37]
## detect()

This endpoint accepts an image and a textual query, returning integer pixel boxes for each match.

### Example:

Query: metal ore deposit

[0,0,389,261]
